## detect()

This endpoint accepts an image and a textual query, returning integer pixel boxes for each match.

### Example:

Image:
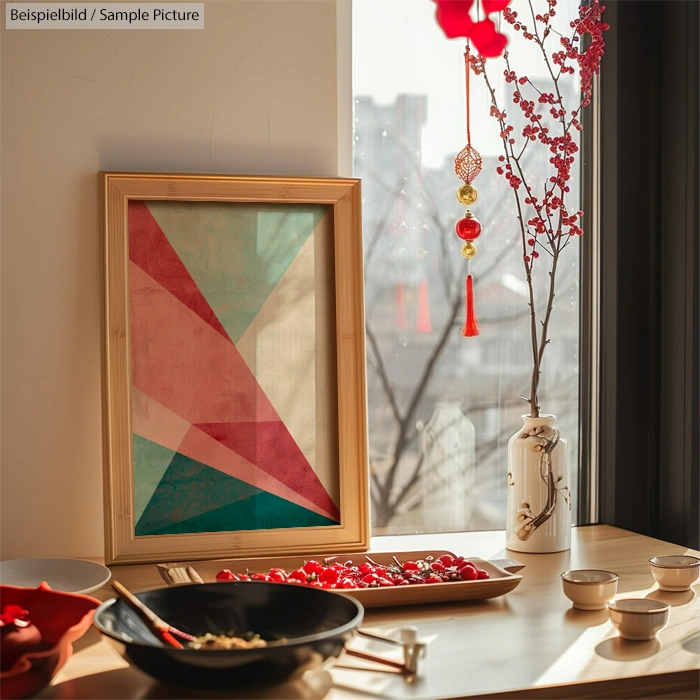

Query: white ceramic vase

[506,414,571,553]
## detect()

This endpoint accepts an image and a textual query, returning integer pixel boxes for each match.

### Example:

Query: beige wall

[1,0,345,559]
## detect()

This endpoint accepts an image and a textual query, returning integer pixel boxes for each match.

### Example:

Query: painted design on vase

[506,414,570,553]
[509,426,570,541]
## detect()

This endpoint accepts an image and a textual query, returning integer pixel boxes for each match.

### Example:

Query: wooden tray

[157,550,524,608]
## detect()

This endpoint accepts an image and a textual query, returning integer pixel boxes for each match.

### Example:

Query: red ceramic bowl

[0,582,99,699]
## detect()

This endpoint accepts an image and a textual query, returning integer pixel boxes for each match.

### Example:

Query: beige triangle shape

[235,210,339,509]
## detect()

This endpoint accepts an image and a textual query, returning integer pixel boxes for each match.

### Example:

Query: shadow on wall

[96,139,336,177]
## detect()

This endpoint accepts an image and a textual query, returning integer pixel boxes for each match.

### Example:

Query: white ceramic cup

[608,598,670,641]
[649,555,700,592]
[561,569,619,610]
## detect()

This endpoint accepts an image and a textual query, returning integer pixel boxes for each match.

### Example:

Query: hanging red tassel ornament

[394,279,409,329]
[416,277,432,333]
[453,41,483,338]
[463,274,479,337]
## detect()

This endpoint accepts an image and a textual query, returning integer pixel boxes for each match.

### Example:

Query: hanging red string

[454,41,482,337]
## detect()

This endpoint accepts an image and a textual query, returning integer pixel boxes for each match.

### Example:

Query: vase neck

[521,414,557,429]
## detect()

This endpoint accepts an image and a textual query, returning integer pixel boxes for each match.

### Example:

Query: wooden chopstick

[344,648,405,670]
[357,629,403,646]
[187,566,204,584]
[111,580,192,648]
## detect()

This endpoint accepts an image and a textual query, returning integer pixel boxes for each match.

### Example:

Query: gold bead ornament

[461,241,477,259]
[456,183,478,206]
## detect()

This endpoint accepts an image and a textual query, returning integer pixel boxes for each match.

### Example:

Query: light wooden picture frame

[102,173,369,565]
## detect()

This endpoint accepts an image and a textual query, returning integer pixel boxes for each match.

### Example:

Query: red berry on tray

[303,560,324,576]
[287,569,306,583]
[460,565,479,581]
[425,574,443,584]
[477,569,490,579]
[431,562,445,572]
[215,569,236,581]
[437,555,455,567]
[268,571,286,583]
[402,561,420,571]
[319,568,340,584]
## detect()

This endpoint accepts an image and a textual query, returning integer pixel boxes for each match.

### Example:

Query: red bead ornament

[455,212,482,240]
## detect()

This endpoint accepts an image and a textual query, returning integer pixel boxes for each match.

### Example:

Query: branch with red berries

[471,0,607,417]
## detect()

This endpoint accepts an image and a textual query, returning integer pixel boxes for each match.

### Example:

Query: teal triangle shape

[133,434,177,524]
[135,451,337,537]
[145,201,328,344]
[135,451,261,536]
[148,491,337,536]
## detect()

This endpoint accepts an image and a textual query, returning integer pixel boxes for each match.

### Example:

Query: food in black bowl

[93,581,363,690]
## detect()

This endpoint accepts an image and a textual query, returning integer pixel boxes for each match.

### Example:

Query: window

[354,0,583,535]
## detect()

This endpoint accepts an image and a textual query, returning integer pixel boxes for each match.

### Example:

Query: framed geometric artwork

[101,173,369,565]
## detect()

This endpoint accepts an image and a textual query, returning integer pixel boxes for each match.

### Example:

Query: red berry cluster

[215,554,490,590]
[473,0,607,269]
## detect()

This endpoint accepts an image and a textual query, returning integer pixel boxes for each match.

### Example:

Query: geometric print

[128,200,339,535]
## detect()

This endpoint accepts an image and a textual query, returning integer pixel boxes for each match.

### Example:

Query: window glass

[353,0,582,534]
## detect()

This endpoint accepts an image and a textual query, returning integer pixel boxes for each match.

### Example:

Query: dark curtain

[599,0,699,548]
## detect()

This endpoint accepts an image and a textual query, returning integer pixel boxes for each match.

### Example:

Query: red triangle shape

[194,422,340,522]
[129,201,231,343]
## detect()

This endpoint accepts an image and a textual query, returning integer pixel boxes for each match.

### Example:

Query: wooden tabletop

[37,525,700,699]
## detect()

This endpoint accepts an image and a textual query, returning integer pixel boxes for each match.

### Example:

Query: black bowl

[93,581,363,690]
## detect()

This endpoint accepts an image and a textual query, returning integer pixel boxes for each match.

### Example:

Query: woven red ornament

[455,144,482,184]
